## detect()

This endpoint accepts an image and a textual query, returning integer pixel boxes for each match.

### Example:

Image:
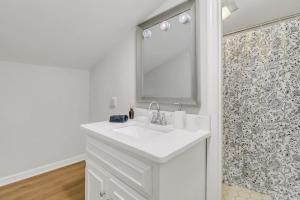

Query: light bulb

[143,29,152,39]
[179,13,191,24]
[159,21,170,31]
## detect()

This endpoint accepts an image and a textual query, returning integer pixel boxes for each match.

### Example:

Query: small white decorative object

[110,96,118,109]
[173,103,186,129]
[179,13,191,24]
[159,21,170,31]
[143,29,152,39]
[174,110,186,129]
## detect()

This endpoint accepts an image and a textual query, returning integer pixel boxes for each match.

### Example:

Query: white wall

[0,61,89,179]
[89,32,136,122]
[88,1,187,121]
[90,0,207,116]
[146,0,187,20]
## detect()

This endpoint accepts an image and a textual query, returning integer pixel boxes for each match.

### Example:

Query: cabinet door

[108,177,148,200]
[86,167,106,200]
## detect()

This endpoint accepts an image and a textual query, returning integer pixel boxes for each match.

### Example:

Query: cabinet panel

[87,137,153,196]
[108,177,148,200]
[86,163,107,200]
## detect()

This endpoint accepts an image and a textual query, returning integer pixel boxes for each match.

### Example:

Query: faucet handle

[161,113,167,126]
[155,111,161,124]
[151,112,157,123]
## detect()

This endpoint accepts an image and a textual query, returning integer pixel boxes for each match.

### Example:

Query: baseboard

[0,154,86,187]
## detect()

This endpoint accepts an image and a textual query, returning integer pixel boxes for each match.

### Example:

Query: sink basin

[145,123,174,133]
[113,123,173,140]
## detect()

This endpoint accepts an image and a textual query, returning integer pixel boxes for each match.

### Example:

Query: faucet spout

[148,101,167,125]
[148,101,160,112]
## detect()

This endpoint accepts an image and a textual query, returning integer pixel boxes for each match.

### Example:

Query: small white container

[174,110,186,129]
[173,103,186,129]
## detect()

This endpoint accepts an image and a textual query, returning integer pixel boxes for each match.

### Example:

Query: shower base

[223,184,272,200]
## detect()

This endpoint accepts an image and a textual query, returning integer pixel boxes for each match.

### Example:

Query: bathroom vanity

[81,109,210,200]
[81,1,209,199]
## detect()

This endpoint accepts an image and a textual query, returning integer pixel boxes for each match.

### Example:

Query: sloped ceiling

[224,0,300,34]
[0,0,165,69]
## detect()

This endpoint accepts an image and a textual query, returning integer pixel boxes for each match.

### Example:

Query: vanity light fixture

[222,0,238,20]
[179,13,191,24]
[143,29,152,39]
[159,21,171,31]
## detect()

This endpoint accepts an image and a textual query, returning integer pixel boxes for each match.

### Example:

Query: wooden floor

[0,161,85,200]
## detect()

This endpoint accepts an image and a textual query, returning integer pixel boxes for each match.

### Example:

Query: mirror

[136,0,198,106]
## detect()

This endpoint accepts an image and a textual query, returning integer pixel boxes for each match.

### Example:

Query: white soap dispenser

[173,103,186,129]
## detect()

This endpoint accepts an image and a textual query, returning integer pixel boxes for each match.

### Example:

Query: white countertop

[81,120,210,163]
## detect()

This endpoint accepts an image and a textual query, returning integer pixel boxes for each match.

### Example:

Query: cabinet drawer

[108,177,148,200]
[86,137,153,196]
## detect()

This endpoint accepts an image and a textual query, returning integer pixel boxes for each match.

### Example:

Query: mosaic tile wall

[223,16,300,200]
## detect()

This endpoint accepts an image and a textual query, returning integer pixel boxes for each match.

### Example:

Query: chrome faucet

[148,101,167,125]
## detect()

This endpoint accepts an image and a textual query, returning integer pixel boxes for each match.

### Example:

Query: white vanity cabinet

[84,135,207,200]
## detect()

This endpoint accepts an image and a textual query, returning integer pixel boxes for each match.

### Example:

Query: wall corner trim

[0,154,86,187]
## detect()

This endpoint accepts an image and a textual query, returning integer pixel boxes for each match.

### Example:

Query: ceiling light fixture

[160,21,171,31]
[222,0,238,20]
[179,13,191,24]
